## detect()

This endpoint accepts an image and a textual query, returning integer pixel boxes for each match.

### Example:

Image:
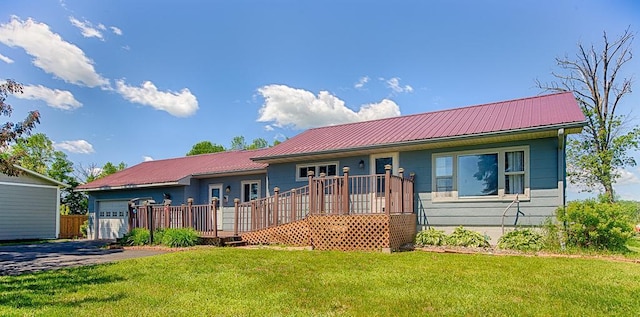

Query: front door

[369,153,399,212]
[208,184,223,230]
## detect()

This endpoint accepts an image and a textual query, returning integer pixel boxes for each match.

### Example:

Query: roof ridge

[139,147,269,164]
[303,91,573,132]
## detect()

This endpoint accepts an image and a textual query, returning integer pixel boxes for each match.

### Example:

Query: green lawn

[1,248,639,316]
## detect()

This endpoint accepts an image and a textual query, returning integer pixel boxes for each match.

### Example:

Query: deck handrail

[233,165,414,235]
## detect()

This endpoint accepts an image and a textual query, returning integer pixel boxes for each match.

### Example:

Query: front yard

[1,248,639,316]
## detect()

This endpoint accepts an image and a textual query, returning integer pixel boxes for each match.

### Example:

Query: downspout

[557,128,566,209]
[56,187,61,239]
[558,128,568,249]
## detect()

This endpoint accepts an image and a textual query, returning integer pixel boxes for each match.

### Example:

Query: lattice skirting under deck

[241,214,416,252]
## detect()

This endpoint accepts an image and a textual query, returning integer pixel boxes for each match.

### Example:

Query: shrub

[161,228,200,247]
[498,229,543,251]
[153,228,166,245]
[445,226,490,248]
[415,227,448,246]
[79,220,88,238]
[123,228,151,246]
[557,199,636,251]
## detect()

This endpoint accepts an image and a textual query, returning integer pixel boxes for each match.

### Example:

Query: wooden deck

[129,165,416,251]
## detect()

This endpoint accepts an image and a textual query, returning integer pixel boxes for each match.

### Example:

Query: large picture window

[296,162,339,181]
[432,146,529,201]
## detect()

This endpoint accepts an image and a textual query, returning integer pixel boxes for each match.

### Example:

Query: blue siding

[407,137,562,227]
[196,173,266,207]
[88,186,187,211]
[267,155,371,192]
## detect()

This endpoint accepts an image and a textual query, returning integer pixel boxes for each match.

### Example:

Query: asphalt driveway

[0,240,167,276]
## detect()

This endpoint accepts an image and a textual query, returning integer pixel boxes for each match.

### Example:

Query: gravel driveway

[0,240,167,276]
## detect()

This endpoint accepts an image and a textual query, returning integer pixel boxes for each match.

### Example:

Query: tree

[11,133,54,174]
[100,161,127,178]
[537,28,639,202]
[186,141,225,156]
[231,136,269,150]
[48,151,87,214]
[230,136,247,150]
[0,79,40,176]
[247,138,268,150]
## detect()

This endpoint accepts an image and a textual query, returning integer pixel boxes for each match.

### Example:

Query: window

[296,162,339,181]
[432,146,529,201]
[241,180,261,202]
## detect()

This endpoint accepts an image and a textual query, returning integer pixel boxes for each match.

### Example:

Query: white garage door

[97,200,129,239]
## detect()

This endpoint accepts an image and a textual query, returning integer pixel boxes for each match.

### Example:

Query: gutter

[252,121,587,162]
[77,181,184,192]
[14,165,70,188]
[77,168,268,192]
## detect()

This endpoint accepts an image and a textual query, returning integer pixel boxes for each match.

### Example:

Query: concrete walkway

[0,240,167,276]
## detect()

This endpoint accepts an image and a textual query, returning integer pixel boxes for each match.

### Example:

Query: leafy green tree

[230,136,247,150]
[0,79,40,176]
[186,141,225,156]
[247,138,268,150]
[98,162,126,179]
[11,133,55,174]
[231,136,269,150]
[537,28,639,202]
[48,151,87,214]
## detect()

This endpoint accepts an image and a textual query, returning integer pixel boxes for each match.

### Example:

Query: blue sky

[1,0,639,200]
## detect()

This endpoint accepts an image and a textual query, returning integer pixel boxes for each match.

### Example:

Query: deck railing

[130,199,219,237]
[127,165,414,238]
[233,165,414,235]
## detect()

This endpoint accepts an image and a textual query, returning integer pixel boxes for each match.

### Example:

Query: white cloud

[0,16,109,88]
[97,24,106,31]
[386,77,413,93]
[257,84,401,130]
[615,168,640,185]
[0,52,13,63]
[354,76,369,89]
[110,26,122,35]
[264,125,274,131]
[115,80,199,117]
[54,140,95,154]
[69,16,103,40]
[16,84,82,110]
[142,156,154,162]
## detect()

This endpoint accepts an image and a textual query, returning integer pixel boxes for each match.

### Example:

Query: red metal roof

[77,149,268,190]
[253,92,585,160]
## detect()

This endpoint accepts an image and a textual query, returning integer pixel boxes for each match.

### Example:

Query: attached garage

[0,167,67,241]
[90,200,130,239]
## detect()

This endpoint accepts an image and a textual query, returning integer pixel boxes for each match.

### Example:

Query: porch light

[358,160,365,169]
[225,185,231,193]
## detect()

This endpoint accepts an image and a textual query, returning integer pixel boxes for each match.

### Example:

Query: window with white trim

[295,162,339,181]
[241,180,261,202]
[432,146,529,201]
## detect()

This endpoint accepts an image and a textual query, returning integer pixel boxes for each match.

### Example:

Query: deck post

[319,173,325,214]
[163,200,170,228]
[398,167,404,213]
[251,200,257,230]
[233,198,240,236]
[212,198,218,237]
[308,171,315,215]
[187,197,194,229]
[342,167,350,215]
[273,187,280,226]
[290,189,297,222]
[384,164,391,215]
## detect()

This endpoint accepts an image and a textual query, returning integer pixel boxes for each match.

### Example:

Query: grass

[1,248,639,316]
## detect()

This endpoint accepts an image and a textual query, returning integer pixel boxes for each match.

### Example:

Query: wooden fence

[59,215,88,239]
